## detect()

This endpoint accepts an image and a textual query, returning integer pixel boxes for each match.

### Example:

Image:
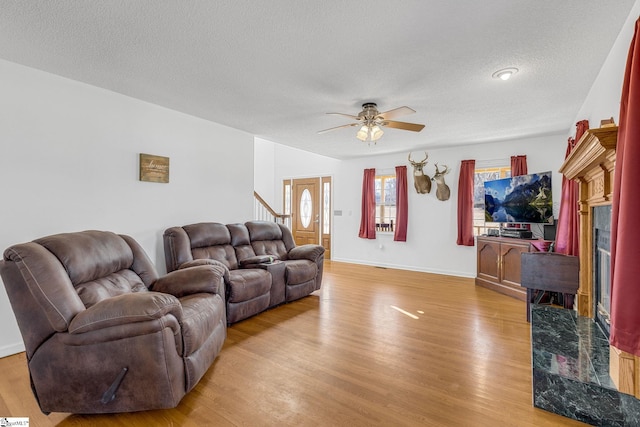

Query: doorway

[284,177,331,259]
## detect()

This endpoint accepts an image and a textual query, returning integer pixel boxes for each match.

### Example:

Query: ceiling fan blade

[326,112,361,120]
[317,123,360,134]
[383,120,425,132]
[377,106,415,120]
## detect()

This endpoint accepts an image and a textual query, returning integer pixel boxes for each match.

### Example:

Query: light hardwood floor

[0,261,587,426]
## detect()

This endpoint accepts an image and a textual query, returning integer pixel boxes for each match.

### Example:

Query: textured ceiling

[0,1,635,159]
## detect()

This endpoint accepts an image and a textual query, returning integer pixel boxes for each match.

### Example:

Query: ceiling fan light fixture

[318,102,424,143]
[370,125,384,141]
[356,125,369,141]
[492,67,518,81]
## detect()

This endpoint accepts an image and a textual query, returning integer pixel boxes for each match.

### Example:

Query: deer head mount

[432,163,451,201]
[408,152,431,194]
[407,153,451,201]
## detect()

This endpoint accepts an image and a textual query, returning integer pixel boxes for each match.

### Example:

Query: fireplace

[559,124,640,398]
[558,125,616,321]
[593,205,611,337]
[557,125,640,397]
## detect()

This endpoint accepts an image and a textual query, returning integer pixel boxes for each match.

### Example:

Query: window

[323,181,331,235]
[473,166,511,236]
[375,174,396,232]
[282,181,292,229]
[299,188,312,228]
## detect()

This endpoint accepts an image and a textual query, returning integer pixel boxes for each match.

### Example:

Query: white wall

[254,137,277,206]
[254,139,341,219]
[573,0,640,130]
[260,132,565,278]
[271,141,342,208]
[331,134,566,277]
[0,59,254,356]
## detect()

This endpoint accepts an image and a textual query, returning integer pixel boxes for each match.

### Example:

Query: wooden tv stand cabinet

[475,235,534,301]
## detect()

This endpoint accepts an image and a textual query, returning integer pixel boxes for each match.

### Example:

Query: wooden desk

[521,252,579,321]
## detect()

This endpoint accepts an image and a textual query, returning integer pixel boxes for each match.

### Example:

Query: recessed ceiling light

[492,67,519,81]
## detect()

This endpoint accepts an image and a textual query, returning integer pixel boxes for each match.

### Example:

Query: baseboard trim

[330,257,475,279]
[0,342,25,358]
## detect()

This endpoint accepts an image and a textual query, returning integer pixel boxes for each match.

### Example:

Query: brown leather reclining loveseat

[163,220,325,324]
[0,230,227,414]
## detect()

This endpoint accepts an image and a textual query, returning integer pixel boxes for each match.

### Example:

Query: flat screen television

[484,171,553,224]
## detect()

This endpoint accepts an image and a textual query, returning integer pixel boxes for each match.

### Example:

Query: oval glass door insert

[300,189,312,228]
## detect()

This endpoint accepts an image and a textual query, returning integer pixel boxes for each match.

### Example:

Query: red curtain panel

[394,166,408,242]
[556,120,589,256]
[456,160,476,246]
[358,168,376,239]
[611,18,640,357]
[510,155,528,176]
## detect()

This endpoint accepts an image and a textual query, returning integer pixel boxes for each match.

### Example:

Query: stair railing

[254,191,291,228]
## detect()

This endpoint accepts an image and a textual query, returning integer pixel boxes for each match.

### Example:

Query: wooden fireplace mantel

[559,126,617,184]
[559,125,617,319]
[559,125,640,398]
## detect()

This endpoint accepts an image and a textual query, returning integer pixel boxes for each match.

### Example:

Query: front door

[291,178,320,246]
[286,177,332,259]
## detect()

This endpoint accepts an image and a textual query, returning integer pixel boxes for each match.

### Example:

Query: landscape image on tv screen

[484,171,553,224]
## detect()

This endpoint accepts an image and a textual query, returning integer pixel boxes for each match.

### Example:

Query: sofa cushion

[228,224,257,264]
[251,240,289,260]
[76,269,148,308]
[246,222,289,260]
[36,231,133,286]
[246,221,282,241]
[227,223,251,246]
[183,223,230,248]
[182,223,240,269]
[227,269,271,303]
[192,245,238,270]
[284,259,317,285]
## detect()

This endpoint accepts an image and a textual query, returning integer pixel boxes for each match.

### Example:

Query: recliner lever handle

[101,367,128,404]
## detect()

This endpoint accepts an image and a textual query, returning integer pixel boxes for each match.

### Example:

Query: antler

[434,163,450,176]
[408,151,428,165]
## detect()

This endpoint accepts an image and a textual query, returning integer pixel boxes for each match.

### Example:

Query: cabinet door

[500,242,530,288]
[477,240,500,282]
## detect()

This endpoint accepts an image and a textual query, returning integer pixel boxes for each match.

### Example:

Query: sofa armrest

[152,264,226,298]
[68,292,183,334]
[178,258,225,269]
[288,244,325,262]
[178,259,230,283]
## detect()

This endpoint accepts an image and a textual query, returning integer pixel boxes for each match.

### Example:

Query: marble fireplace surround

[559,125,640,399]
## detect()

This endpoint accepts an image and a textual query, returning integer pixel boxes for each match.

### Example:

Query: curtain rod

[475,158,510,168]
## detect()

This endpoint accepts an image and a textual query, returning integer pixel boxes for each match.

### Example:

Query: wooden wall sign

[139,153,170,183]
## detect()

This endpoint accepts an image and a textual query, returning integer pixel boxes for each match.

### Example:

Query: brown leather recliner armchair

[0,230,227,414]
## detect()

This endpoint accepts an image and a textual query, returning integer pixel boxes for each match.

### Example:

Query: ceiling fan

[318,103,425,143]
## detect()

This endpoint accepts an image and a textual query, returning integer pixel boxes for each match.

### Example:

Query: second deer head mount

[432,163,451,201]
[407,152,450,201]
